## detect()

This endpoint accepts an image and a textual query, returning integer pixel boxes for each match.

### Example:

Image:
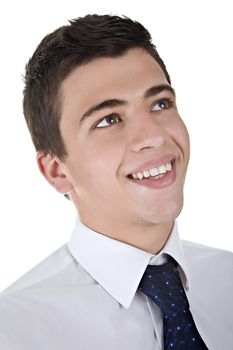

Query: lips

[127,158,177,189]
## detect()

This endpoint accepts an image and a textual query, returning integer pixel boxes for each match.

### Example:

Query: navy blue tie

[138,257,208,349]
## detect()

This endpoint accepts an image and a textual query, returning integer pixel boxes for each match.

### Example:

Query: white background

[0,0,232,292]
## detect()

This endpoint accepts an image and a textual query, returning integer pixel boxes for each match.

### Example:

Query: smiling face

[48,48,190,251]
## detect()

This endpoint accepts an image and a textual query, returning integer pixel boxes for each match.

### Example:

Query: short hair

[23,14,171,161]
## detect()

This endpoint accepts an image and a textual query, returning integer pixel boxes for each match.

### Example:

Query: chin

[162,197,184,222]
[142,195,184,225]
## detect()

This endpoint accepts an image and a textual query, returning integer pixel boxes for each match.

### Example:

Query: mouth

[126,159,176,189]
[127,159,175,180]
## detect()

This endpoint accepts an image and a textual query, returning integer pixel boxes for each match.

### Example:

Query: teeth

[130,161,173,180]
[137,173,144,180]
[149,168,159,176]
[158,165,166,174]
[143,171,150,178]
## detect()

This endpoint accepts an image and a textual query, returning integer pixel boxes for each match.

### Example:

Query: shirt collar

[68,219,190,309]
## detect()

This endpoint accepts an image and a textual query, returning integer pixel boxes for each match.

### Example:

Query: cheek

[173,120,190,180]
[166,116,190,157]
[177,119,189,147]
[78,136,125,183]
[179,119,190,160]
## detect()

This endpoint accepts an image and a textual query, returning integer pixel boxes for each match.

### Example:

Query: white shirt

[0,219,232,350]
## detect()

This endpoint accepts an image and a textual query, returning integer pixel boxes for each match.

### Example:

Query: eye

[152,98,173,111]
[95,113,121,129]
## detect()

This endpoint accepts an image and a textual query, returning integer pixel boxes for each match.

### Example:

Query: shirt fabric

[0,219,232,350]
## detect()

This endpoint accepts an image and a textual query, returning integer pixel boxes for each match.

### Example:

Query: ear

[37,152,74,194]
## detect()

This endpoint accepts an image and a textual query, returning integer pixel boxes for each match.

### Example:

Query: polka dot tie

[138,257,208,349]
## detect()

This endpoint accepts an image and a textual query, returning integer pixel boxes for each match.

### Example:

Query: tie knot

[139,256,189,314]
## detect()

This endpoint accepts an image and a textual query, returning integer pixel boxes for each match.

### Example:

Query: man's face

[59,48,190,235]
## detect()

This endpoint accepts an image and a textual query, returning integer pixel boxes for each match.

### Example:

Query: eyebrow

[79,84,176,127]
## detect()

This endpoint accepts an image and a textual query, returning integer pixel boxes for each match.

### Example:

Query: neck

[79,214,174,255]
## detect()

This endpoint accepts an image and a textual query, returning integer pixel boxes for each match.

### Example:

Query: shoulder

[182,239,233,266]
[0,244,79,298]
[181,241,233,347]
[182,239,233,288]
[0,244,98,348]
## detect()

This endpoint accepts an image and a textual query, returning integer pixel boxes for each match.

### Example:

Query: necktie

[138,256,208,349]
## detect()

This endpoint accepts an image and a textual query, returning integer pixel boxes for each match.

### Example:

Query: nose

[129,112,167,152]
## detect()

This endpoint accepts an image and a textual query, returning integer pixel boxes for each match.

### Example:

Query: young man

[0,14,232,350]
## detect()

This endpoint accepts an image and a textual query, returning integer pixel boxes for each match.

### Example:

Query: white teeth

[149,168,159,176]
[166,162,172,171]
[143,171,150,178]
[158,165,166,174]
[137,173,144,180]
[130,161,173,180]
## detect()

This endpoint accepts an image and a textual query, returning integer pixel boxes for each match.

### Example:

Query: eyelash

[93,98,174,129]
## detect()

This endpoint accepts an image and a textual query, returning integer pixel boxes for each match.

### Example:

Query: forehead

[60,48,169,121]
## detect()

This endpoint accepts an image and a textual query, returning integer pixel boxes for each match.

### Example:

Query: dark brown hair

[23,14,171,161]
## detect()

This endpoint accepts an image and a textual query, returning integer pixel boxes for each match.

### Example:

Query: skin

[38,47,190,254]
